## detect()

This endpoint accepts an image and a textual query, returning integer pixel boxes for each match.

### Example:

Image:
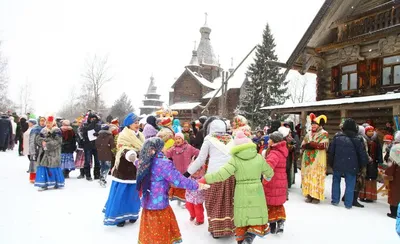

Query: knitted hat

[101,124,110,131]
[123,113,138,127]
[62,120,71,126]
[111,118,119,125]
[28,119,37,125]
[383,134,394,142]
[175,132,184,140]
[342,118,357,133]
[199,116,207,125]
[234,131,252,145]
[365,126,375,134]
[278,126,290,138]
[47,116,54,123]
[269,131,284,143]
[395,131,400,143]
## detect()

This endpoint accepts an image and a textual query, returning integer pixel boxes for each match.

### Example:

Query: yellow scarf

[114,127,145,170]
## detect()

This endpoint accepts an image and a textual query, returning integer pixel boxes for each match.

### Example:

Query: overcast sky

[0,0,323,116]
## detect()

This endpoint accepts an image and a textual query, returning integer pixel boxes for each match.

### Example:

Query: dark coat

[112,149,137,181]
[16,118,28,142]
[0,115,12,149]
[386,163,400,206]
[365,135,383,180]
[61,127,77,153]
[193,128,205,150]
[328,131,369,175]
[82,119,101,150]
[95,130,115,161]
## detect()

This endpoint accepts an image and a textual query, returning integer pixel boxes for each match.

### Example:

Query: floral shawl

[302,127,329,167]
[114,127,145,170]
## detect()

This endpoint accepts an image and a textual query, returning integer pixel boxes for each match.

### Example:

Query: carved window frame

[382,54,400,86]
[340,63,358,92]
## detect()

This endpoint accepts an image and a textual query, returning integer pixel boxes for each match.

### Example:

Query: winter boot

[237,241,243,244]
[63,169,70,179]
[84,168,93,181]
[243,233,256,244]
[277,220,285,234]
[129,219,137,224]
[117,221,125,227]
[352,191,364,208]
[311,198,320,204]
[94,166,100,180]
[387,205,397,219]
[211,233,220,239]
[305,195,312,203]
[270,223,277,234]
[77,169,85,179]
[99,179,106,188]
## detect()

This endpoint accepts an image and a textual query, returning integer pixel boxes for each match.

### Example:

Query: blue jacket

[328,132,368,174]
[397,203,400,237]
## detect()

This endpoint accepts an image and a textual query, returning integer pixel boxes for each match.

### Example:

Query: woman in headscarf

[60,120,77,178]
[185,116,236,238]
[231,115,251,138]
[137,137,208,244]
[301,113,329,204]
[142,115,159,139]
[28,117,46,183]
[34,116,65,191]
[103,112,144,227]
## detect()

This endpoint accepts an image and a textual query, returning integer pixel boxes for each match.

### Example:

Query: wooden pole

[201,46,257,114]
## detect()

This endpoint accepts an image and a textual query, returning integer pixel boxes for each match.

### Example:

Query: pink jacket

[263,141,288,206]
[166,142,200,174]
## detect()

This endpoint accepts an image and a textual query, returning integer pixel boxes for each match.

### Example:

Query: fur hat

[269,131,284,143]
[383,134,394,142]
[123,113,138,127]
[62,120,71,126]
[234,131,252,145]
[175,132,185,140]
[365,126,375,134]
[342,118,357,133]
[199,116,207,125]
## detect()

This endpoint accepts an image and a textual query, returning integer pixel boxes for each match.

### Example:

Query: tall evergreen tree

[110,93,134,120]
[237,24,288,128]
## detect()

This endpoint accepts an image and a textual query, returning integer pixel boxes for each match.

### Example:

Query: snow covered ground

[0,148,398,244]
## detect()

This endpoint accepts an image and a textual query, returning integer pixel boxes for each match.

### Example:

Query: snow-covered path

[0,149,398,244]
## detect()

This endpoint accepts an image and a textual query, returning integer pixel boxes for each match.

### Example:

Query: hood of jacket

[231,142,258,160]
[270,141,288,158]
[98,130,111,136]
[208,119,227,135]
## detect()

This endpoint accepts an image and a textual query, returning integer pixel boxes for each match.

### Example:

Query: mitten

[198,183,210,190]
[125,150,137,162]
[304,143,313,150]
[183,171,191,178]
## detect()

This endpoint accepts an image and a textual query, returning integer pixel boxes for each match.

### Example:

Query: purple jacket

[141,156,199,210]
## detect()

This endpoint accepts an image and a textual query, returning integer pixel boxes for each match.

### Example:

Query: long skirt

[169,187,186,202]
[235,225,270,242]
[359,179,377,201]
[74,149,85,169]
[34,166,65,188]
[61,153,75,170]
[301,151,327,201]
[103,180,141,225]
[204,176,235,237]
[138,205,182,244]
[268,205,286,223]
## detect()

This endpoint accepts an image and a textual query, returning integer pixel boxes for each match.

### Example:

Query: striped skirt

[204,176,235,237]
[61,153,75,170]
[268,205,286,223]
[168,187,186,202]
[359,179,377,201]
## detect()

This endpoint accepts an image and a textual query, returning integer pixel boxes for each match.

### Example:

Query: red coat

[263,141,289,206]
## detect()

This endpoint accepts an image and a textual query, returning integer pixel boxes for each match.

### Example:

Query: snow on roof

[202,73,247,99]
[169,102,201,110]
[139,105,161,109]
[186,68,220,89]
[262,92,400,110]
[203,89,222,99]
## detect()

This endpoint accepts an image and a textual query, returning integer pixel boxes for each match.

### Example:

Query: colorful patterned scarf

[136,137,165,197]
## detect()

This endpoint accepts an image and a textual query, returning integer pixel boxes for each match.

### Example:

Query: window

[382,55,400,85]
[341,64,357,91]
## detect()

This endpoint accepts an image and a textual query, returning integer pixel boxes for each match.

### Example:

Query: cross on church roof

[204,12,208,25]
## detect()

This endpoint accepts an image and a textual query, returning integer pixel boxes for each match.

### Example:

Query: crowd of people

[0,108,399,242]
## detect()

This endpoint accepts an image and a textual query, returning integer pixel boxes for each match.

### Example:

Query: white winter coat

[23,127,32,156]
[187,119,233,174]
[10,118,17,135]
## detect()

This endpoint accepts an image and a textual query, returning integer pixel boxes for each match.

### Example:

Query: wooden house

[263,0,400,136]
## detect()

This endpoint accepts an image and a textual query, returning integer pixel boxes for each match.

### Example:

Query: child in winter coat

[263,131,289,234]
[200,131,274,244]
[137,137,209,244]
[60,120,77,178]
[386,143,400,219]
[185,164,206,225]
[166,132,200,203]
[95,124,116,187]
